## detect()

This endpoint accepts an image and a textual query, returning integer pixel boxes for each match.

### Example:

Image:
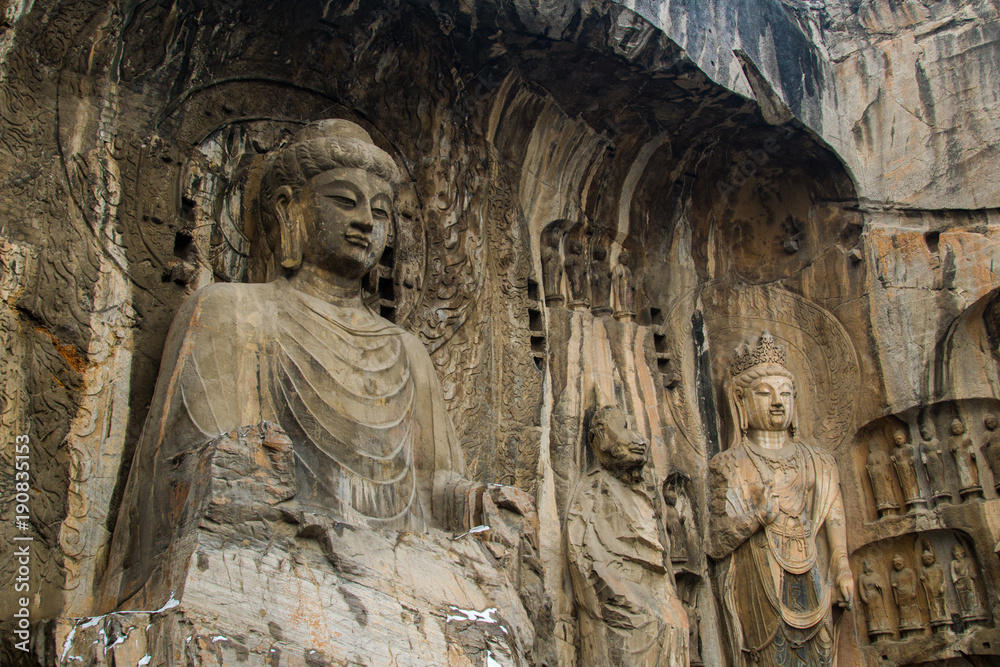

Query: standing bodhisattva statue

[708,331,854,666]
[100,120,497,610]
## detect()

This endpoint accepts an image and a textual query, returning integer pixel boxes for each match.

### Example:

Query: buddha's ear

[731,386,749,435]
[274,185,304,271]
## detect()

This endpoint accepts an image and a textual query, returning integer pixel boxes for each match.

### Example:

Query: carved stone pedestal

[38,424,534,666]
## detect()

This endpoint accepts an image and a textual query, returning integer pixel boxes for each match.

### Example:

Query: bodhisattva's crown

[730,330,787,376]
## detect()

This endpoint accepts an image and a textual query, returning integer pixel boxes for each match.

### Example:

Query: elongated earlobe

[733,387,749,435]
[274,185,303,271]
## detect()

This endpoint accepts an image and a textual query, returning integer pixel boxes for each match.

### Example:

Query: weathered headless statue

[858,559,891,641]
[866,437,900,518]
[708,331,853,666]
[566,406,688,666]
[100,120,504,611]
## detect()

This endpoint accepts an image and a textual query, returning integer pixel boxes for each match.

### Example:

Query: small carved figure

[920,421,951,505]
[684,601,703,666]
[611,249,635,321]
[866,438,900,518]
[663,487,689,564]
[541,228,564,305]
[890,553,925,639]
[983,414,1000,493]
[918,543,949,632]
[564,239,589,308]
[951,543,986,624]
[566,406,688,665]
[858,559,892,641]
[950,418,983,501]
[708,332,852,667]
[891,429,927,512]
[589,244,612,315]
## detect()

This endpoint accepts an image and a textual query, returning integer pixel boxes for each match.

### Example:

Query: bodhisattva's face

[893,555,904,571]
[595,410,648,470]
[294,167,393,279]
[893,432,906,447]
[923,551,935,566]
[744,375,794,432]
[951,420,965,436]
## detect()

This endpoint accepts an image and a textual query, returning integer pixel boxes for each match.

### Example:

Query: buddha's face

[863,560,873,575]
[294,167,393,279]
[744,375,794,432]
[892,554,904,571]
[953,544,965,560]
[893,431,906,447]
[593,409,648,471]
[986,416,998,431]
[922,550,935,566]
[951,419,965,436]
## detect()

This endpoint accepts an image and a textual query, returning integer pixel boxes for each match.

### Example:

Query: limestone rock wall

[0,0,999,665]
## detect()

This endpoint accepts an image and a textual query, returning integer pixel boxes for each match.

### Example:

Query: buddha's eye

[372,206,390,219]
[329,195,356,207]
[780,392,791,397]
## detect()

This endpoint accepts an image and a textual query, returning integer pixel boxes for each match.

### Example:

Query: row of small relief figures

[540,228,636,319]
[858,540,986,643]
[867,413,1000,517]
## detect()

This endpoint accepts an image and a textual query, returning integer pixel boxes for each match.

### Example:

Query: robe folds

[100,278,478,611]
[566,468,688,667]
[708,440,846,667]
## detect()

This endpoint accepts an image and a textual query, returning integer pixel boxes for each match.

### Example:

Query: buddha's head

[726,331,797,442]
[592,245,607,262]
[922,547,936,566]
[951,418,965,436]
[919,421,935,442]
[892,429,907,447]
[952,543,966,560]
[892,553,905,571]
[257,119,401,281]
[986,415,998,431]
[862,559,873,575]
[589,406,648,477]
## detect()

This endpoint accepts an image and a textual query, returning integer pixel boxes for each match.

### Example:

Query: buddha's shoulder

[795,440,836,466]
[174,281,280,329]
[709,445,747,473]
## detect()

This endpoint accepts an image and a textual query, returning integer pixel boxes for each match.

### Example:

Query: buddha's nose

[352,203,374,231]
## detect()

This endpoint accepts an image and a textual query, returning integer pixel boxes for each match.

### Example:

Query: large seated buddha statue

[99,119,490,612]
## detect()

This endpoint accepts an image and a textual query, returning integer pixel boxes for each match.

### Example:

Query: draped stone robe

[708,439,845,667]
[100,278,478,611]
[566,468,688,667]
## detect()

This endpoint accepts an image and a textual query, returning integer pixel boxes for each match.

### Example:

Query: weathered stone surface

[1,0,999,665]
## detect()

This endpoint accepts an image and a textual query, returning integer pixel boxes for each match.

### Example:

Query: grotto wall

[0,0,999,665]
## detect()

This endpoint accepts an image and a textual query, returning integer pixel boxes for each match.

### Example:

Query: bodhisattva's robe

[100,278,479,611]
[708,440,845,666]
[566,468,688,667]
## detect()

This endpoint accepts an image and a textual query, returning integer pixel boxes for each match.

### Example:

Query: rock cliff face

[1,0,999,665]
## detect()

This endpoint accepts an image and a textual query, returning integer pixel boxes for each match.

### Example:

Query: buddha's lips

[346,233,370,247]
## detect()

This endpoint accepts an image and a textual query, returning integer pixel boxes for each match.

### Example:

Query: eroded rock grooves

[1,0,999,665]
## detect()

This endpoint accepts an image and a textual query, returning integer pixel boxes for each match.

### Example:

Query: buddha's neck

[287,265,365,309]
[747,429,789,450]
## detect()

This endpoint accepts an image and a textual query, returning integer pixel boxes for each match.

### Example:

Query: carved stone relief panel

[848,530,996,665]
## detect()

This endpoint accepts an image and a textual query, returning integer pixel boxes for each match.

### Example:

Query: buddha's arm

[706,457,760,560]
[825,483,854,606]
[402,334,486,531]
